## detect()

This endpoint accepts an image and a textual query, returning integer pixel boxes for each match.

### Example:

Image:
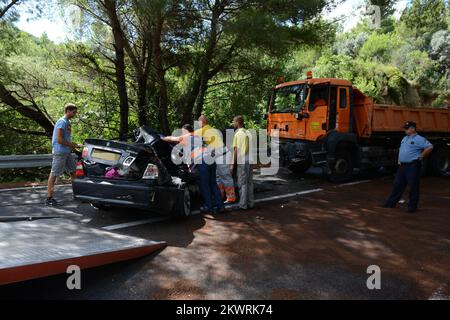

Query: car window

[271,84,307,113]
[309,85,329,112]
[340,88,347,109]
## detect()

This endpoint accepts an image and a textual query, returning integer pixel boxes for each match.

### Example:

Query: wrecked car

[72,126,198,218]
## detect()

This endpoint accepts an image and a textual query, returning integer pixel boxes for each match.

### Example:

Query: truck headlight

[142,164,159,179]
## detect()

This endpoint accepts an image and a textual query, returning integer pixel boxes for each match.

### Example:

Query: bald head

[198,115,209,127]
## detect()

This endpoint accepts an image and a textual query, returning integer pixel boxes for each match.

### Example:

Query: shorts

[50,153,77,177]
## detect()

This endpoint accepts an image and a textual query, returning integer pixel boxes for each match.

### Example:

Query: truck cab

[267,77,353,140]
[267,74,357,181]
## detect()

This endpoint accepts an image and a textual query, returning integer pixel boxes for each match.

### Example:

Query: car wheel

[173,188,192,219]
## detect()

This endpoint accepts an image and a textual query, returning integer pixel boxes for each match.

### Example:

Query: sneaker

[45,197,58,206]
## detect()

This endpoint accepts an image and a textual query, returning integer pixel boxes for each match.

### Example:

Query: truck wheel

[384,165,398,174]
[330,151,354,183]
[430,148,450,177]
[172,188,192,219]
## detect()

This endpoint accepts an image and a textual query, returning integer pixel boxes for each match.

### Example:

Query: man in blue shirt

[381,121,434,213]
[46,103,83,206]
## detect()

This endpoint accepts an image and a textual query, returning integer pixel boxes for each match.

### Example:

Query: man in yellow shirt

[231,115,254,210]
[163,124,224,214]
[196,115,236,203]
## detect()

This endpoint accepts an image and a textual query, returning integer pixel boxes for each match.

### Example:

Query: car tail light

[81,147,89,159]
[75,162,85,178]
[142,164,159,179]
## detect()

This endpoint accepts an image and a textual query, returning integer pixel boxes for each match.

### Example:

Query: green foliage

[285,0,450,107]
[333,32,368,58]
[401,0,448,42]
[431,93,447,108]
[429,30,450,71]
[393,46,437,87]
[359,32,401,63]
[0,24,122,155]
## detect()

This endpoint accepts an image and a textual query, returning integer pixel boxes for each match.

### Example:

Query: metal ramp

[0,218,166,285]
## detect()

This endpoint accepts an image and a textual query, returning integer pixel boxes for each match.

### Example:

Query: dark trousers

[198,162,224,211]
[385,162,421,210]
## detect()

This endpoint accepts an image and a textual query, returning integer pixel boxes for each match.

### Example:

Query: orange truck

[266,73,450,182]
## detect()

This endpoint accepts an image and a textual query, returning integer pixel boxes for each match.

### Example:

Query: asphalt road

[0,168,449,299]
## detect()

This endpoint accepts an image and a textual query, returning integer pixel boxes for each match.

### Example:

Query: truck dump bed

[353,88,450,138]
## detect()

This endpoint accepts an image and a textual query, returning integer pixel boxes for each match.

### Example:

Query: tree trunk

[0,82,54,137]
[103,0,129,140]
[180,7,220,125]
[194,75,209,120]
[137,74,148,126]
[114,45,129,140]
[180,78,202,125]
[152,17,170,135]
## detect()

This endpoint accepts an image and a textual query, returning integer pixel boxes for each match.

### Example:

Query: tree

[401,0,448,41]
[429,30,450,71]
[0,0,20,20]
[333,32,368,58]
[101,0,130,139]
[171,1,335,125]
[359,32,401,63]
[0,23,55,138]
[67,0,334,134]
[369,0,397,19]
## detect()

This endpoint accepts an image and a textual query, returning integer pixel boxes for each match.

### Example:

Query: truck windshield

[271,84,307,113]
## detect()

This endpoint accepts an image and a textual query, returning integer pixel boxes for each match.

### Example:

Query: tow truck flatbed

[0,218,166,285]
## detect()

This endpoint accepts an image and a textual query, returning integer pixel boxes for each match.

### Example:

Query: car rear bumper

[73,178,183,214]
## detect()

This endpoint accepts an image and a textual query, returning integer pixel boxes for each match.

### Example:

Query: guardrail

[0,154,54,169]
[0,154,75,170]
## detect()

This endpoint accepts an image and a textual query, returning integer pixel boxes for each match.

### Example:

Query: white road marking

[335,180,371,187]
[102,188,323,230]
[102,216,170,231]
[253,188,323,203]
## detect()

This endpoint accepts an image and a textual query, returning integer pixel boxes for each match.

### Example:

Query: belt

[400,160,421,166]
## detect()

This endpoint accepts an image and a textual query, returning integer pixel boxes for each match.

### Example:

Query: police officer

[381,121,434,213]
